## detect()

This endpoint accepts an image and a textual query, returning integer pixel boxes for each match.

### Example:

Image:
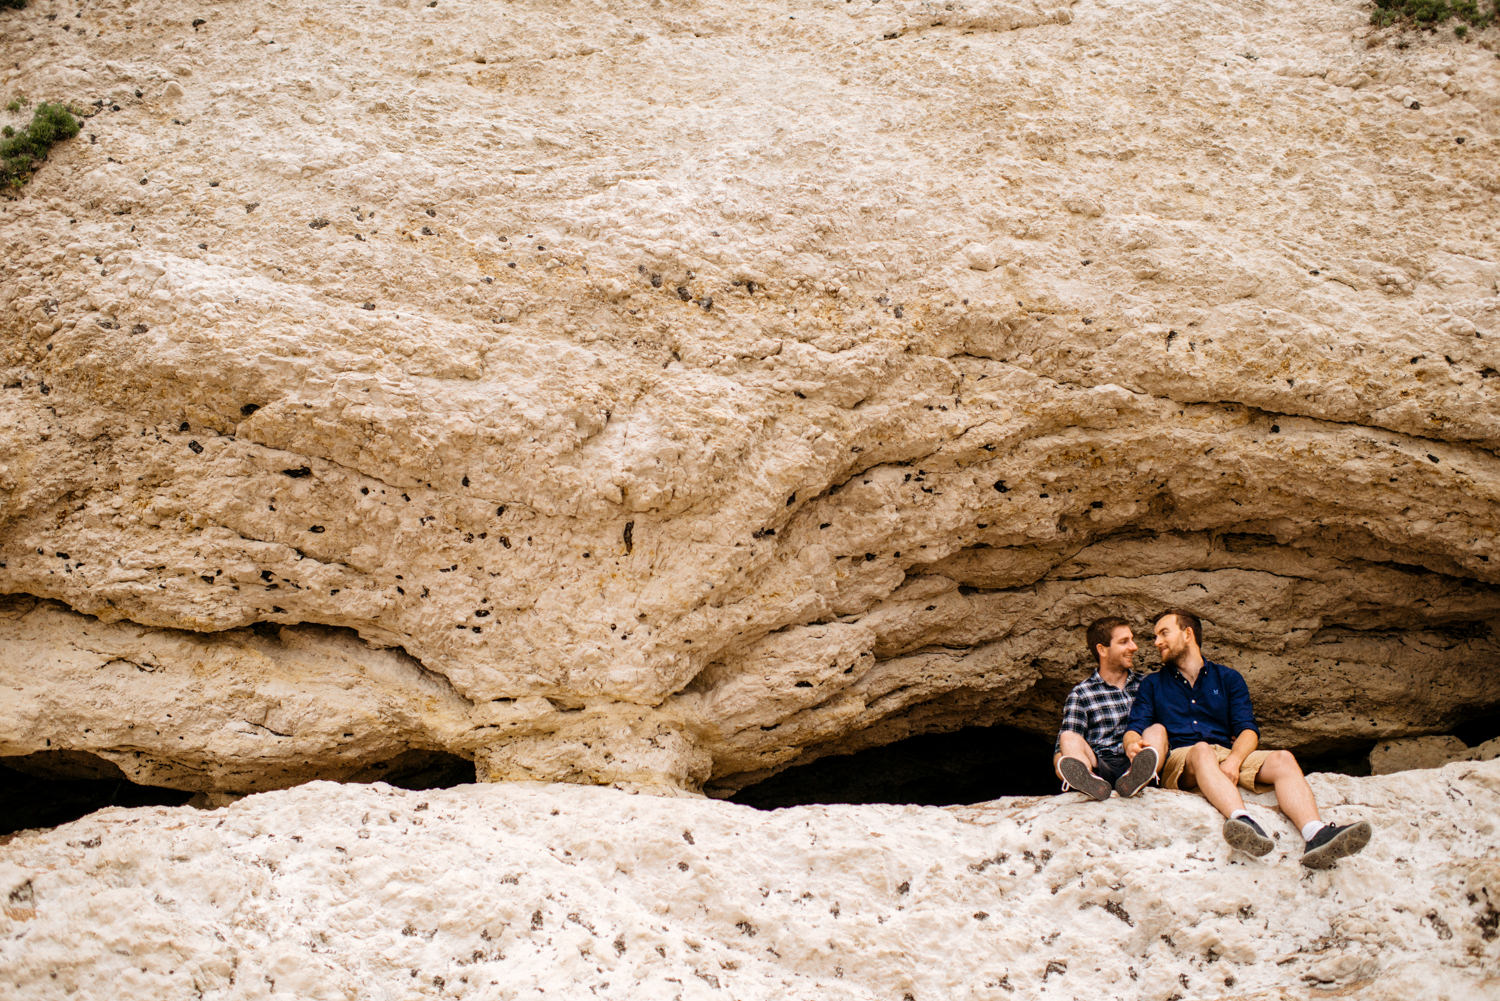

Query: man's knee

[1186,741,1217,763]
[1057,731,1094,757]
[1260,748,1301,779]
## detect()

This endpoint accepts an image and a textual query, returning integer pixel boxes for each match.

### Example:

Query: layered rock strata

[1,0,1498,794]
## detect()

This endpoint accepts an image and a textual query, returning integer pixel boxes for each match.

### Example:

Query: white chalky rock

[1,760,1498,1000]
[963,242,999,272]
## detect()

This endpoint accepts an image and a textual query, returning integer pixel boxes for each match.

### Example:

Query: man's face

[1153,615,1193,666]
[1098,625,1138,672]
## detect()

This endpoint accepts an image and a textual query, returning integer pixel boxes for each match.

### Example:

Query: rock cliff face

[2,0,1499,796]
[2,760,1499,1000]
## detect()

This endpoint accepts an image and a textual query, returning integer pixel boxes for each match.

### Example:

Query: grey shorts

[1092,749,1129,785]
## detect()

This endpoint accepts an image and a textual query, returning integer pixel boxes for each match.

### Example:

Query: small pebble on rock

[963,242,997,272]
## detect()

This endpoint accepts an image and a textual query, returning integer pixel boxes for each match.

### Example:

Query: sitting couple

[1054,610,1371,869]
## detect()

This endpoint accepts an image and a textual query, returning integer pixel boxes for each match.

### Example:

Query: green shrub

[1,102,80,190]
[1371,0,1497,28]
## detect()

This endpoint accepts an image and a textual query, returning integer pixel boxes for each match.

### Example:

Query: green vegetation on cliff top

[2,102,81,190]
[1372,0,1498,33]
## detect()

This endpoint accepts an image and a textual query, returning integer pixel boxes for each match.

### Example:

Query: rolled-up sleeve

[1226,668,1259,737]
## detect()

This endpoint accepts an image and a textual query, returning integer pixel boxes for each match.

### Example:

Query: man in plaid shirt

[1053,616,1159,800]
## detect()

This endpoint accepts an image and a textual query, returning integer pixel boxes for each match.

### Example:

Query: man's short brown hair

[1085,616,1131,665]
[1154,608,1204,648]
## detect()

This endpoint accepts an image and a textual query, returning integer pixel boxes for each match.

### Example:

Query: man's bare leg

[1053,731,1098,778]
[1112,724,1165,797]
[1178,743,1275,856]
[1255,750,1319,831]
[1054,732,1112,800]
[1178,742,1248,818]
[1136,724,1169,765]
[1253,749,1372,865]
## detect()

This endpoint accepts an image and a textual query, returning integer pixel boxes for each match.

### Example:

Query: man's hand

[1122,732,1142,760]
[1222,730,1258,788]
[1220,756,1243,787]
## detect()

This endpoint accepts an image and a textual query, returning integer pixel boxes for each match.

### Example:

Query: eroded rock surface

[2,760,1498,1000]
[1370,733,1500,773]
[2,0,1498,794]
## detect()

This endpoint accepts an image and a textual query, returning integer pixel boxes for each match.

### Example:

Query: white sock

[1231,810,1252,822]
[1301,821,1326,842]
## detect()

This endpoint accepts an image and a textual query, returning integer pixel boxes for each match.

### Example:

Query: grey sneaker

[1223,815,1274,856]
[1114,746,1158,798]
[1058,757,1111,801]
[1299,821,1371,869]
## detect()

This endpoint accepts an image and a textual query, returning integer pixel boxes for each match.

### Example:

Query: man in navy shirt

[1122,609,1371,868]
[1053,616,1159,801]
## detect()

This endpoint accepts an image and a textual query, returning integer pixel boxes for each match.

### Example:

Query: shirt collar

[1091,668,1139,689]
[1171,659,1217,682]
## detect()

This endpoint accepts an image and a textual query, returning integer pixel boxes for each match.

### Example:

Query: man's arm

[1057,687,1088,742]
[1219,667,1260,782]
[1220,728,1259,785]
[1121,676,1156,759]
[1225,670,1259,736]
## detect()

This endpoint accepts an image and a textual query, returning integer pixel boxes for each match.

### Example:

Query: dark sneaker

[1058,757,1111,801]
[1299,821,1371,870]
[1223,815,1274,856]
[1114,746,1158,798]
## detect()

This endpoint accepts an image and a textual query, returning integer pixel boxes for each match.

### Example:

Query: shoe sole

[1299,821,1372,870]
[1114,747,1158,798]
[1058,757,1111,801]
[1223,817,1275,856]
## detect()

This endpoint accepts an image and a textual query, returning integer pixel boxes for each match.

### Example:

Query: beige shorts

[1161,744,1274,794]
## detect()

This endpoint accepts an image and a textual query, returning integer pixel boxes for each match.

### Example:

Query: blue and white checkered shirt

[1056,670,1144,756]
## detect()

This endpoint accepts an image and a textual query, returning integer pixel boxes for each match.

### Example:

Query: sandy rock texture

[2,0,1499,794]
[1369,733,1500,773]
[2,759,1498,1001]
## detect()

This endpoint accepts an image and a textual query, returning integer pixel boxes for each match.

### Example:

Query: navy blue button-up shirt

[1125,659,1259,750]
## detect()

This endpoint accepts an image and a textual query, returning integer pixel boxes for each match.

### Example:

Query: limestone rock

[1370,735,1471,774]
[1371,734,1500,774]
[1,0,1498,794]
[1,759,1497,1000]
[0,596,471,792]
[962,242,999,272]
